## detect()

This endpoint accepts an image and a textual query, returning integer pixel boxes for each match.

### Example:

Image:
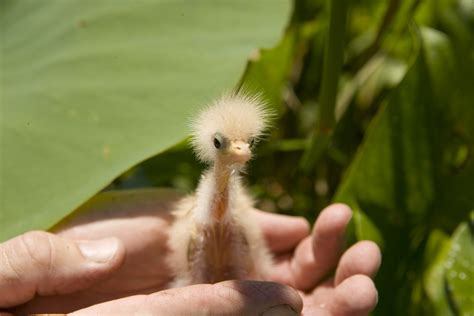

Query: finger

[0,231,125,308]
[302,302,332,316]
[335,241,381,285]
[254,209,310,254]
[328,274,378,316]
[70,280,303,315]
[291,204,352,290]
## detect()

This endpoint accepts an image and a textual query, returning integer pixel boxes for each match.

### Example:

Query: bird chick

[167,93,274,287]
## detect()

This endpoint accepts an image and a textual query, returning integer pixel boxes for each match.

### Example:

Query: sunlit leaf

[445,217,474,315]
[423,229,454,316]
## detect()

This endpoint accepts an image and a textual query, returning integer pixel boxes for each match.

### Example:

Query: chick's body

[167,94,273,287]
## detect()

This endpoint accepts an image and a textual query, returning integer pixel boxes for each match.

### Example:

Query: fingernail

[261,304,297,316]
[77,238,119,263]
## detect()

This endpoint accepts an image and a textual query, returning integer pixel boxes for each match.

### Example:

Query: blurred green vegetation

[1,0,473,314]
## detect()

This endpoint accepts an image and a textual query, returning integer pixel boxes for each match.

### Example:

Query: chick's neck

[210,159,236,222]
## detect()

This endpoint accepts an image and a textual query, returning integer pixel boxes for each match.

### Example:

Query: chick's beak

[227,140,251,164]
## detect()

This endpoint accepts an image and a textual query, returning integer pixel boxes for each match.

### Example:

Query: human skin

[0,190,380,315]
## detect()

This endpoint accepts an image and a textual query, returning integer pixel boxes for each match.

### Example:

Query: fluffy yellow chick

[167,93,274,287]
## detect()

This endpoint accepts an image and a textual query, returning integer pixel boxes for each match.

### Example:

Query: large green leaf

[334,26,474,314]
[0,0,290,241]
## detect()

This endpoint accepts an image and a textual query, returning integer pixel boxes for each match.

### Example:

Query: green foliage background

[1,0,473,314]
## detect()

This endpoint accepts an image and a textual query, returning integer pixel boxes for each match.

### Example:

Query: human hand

[259,203,381,315]
[3,190,304,315]
[2,190,380,315]
[0,230,301,315]
[0,231,126,310]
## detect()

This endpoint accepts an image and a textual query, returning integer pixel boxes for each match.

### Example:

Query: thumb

[0,231,125,308]
[71,280,302,315]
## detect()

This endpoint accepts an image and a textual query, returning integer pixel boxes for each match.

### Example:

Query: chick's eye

[213,133,226,149]
[213,137,222,149]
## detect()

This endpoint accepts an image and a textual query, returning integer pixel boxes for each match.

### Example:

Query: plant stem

[300,0,349,170]
[319,0,348,131]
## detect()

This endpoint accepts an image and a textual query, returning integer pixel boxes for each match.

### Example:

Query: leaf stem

[318,0,348,131]
[300,0,349,170]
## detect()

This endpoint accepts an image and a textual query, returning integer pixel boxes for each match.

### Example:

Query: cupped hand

[259,204,381,315]
[1,189,380,315]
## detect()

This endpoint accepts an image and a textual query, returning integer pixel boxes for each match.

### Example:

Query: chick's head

[191,93,271,166]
